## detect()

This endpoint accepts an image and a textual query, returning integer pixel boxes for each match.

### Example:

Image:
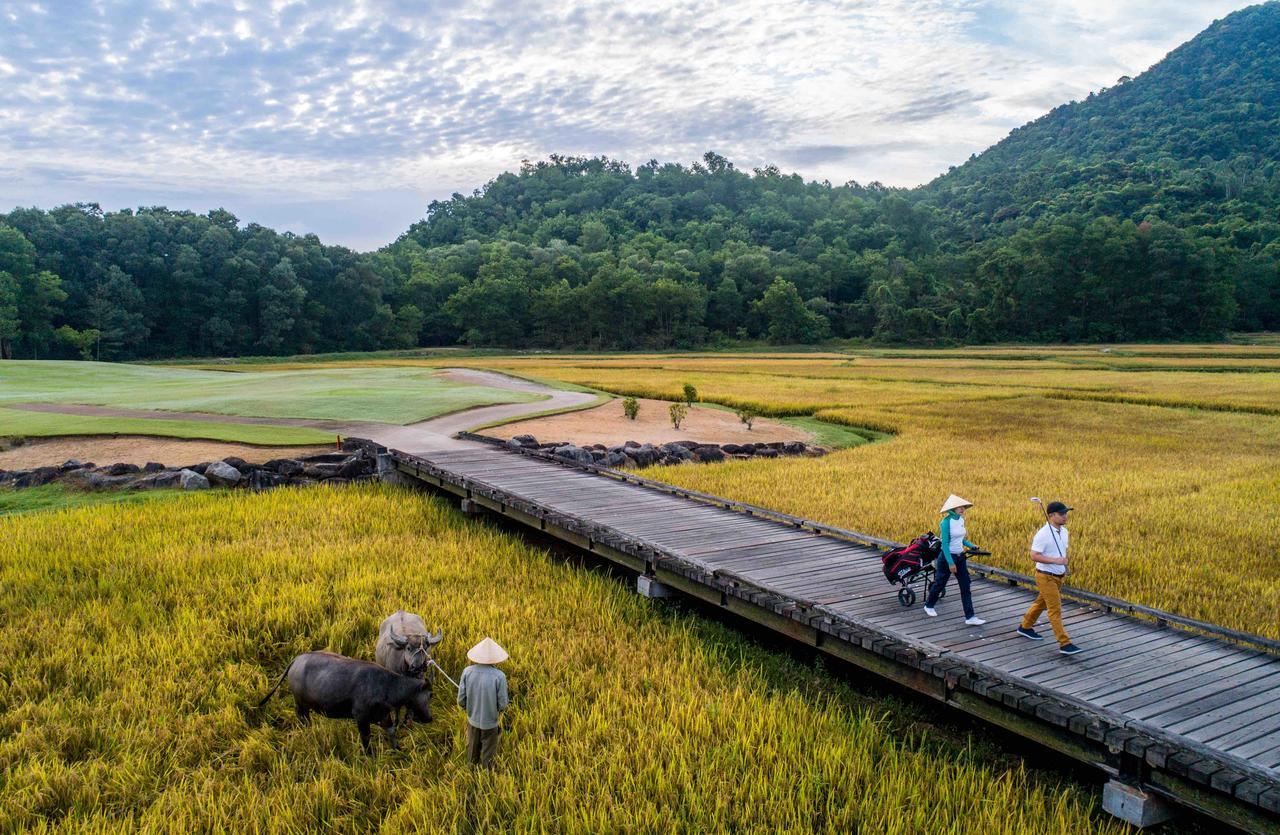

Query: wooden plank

[1073,643,1246,704]
[1152,670,1280,728]
[1101,652,1277,717]
[1092,651,1273,709]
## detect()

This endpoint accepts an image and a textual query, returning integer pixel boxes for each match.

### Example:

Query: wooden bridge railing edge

[449,433,1280,658]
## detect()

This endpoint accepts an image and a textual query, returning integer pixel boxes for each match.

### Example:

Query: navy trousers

[925,552,975,618]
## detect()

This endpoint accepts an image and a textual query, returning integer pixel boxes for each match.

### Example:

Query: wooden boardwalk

[382,439,1280,831]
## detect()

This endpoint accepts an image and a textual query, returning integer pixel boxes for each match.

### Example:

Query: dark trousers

[466,723,501,768]
[925,552,975,618]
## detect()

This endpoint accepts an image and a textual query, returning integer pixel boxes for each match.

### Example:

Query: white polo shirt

[1032,523,1068,576]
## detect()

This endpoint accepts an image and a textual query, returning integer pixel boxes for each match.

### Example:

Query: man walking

[1017,501,1083,655]
[457,637,510,767]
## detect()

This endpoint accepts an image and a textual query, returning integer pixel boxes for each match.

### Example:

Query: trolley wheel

[898,587,916,607]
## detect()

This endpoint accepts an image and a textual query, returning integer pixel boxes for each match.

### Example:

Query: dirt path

[479,397,812,447]
[0,437,331,470]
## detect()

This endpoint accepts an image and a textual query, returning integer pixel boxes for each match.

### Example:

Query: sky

[0,0,1259,251]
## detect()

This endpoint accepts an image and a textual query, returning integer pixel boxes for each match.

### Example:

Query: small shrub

[682,383,699,404]
[669,402,688,430]
[622,396,640,420]
[736,408,757,430]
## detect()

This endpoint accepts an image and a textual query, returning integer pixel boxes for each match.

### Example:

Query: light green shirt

[457,663,509,730]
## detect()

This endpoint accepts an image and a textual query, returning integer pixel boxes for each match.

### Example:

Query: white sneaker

[923,606,938,617]
[965,616,987,626]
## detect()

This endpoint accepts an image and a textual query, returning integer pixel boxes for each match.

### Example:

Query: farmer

[923,494,985,625]
[457,637,510,768]
[1017,501,1083,655]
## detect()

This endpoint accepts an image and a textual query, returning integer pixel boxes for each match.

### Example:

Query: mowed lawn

[0,362,544,425]
[0,486,1122,833]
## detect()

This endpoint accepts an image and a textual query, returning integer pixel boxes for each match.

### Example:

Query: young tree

[669,402,687,430]
[682,383,698,404]
[736,408,757,430]
[622,396,639,420]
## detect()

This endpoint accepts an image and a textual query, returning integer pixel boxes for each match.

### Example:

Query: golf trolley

[880,534,988,607]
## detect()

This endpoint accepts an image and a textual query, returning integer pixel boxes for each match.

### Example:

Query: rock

[804,446,829,457]
[604,451,627,467]
[13,467,60,488]
[134,470,183,489]
[264,459,303,476]
[782,442,806,456]
[204,460,242,486]
[300,452,346,463]
[511,434,539,448]
[303,462,344,479]
[589,443,607,451]
[188,462,211,475]
[59,459,89,472]
[552,445,594,466]
[104,462,141,476]
[693,446,726,463]
[287,475,319,487]
[222,456,249,472]
[179,469,210,490]
[630,444,658,466]
[672,440,701,450]
[766,442,786,451]
[755,448,779,458]
[624,440,640,448]
[249,470,286,491]
[338,457,372,478]
[721,444,742,455]
[64,469,135,490]
[620,454,639,468]
[143,462,166,472]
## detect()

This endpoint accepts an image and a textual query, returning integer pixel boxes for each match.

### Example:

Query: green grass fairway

[0,408,335,445]
[0,362,543,425]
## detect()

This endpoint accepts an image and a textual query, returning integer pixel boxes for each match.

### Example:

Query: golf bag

[881,532,942,585]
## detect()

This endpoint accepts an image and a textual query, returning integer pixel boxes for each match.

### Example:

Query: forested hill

[920,1,1280,237]
[1,3,1278,360]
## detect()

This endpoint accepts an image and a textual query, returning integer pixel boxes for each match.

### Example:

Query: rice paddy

[0,485,1123,833]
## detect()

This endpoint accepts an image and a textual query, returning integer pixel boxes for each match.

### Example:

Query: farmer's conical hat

[467,637,509,665]
[939,494,973,514]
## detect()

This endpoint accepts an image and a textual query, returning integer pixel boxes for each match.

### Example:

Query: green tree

[753,278,827,343]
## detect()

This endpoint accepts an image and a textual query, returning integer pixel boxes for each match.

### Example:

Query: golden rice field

[0,486,1125,833]
[437,348,1280,639]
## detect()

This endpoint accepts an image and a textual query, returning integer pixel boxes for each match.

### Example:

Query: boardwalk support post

[1103,780,1177,828]
[460,498,483,515]
[637,575,678,599]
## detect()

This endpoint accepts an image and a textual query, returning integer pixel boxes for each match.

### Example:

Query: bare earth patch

[0,437,332,470]
[479,398,812,446]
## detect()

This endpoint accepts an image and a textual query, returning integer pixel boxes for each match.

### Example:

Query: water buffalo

[258,651,433,754]
[375,611,443,680]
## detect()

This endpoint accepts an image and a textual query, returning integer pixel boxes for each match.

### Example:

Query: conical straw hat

[939,494,973,514]
[467,637,509,665]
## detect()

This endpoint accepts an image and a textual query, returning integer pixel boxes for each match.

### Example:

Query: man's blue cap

[1047,501,1073,515]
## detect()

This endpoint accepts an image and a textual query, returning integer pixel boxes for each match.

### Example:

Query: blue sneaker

[1016,627,1044,641]
[1059,643,1084,655]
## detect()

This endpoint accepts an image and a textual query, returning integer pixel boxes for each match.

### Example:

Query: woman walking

[924,494,985,625]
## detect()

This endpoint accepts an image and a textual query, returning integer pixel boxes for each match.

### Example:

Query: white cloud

[0,0,1258,248]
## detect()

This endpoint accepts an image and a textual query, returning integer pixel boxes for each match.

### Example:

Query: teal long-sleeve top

[939,511,976,568]
[457,663,509,730]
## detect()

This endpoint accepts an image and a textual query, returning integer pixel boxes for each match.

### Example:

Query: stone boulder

[179,469,210,490]
[783,441,806,456]
[204,460,242,486]
[222,456,250,473]
[134,470,183,490]
[103,462,141,476]
[338,456,372,478]
[302,462,344,479]
[510,434,539,448]
[552,445,594,465]
[59,459,90,472]
[143,462,166,472]
[264,459,303,477]
[755,448,779,458]
[12,467,60,488]
[693,445,726,463]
